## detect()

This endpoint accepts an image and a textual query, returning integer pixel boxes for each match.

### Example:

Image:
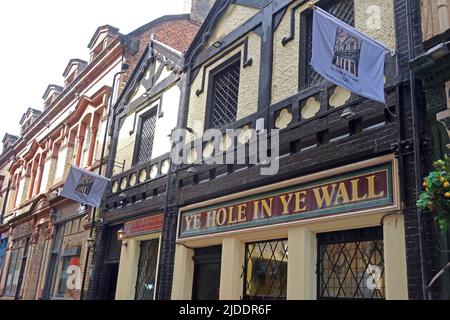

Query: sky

[0,0,187,150]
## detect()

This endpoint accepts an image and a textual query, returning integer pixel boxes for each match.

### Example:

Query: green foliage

[417,155,450,231]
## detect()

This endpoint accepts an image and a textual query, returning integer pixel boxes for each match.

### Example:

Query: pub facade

[167,0,438,300]
[94,8,203,300]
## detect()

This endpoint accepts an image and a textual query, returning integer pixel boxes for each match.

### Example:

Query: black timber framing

[93,0,442,301]
[174,0,440,301]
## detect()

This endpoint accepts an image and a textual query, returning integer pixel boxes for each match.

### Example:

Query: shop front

[172,155,408,300]
[44,202,90,300]
[115,213,164,300]
[2,219,32,299]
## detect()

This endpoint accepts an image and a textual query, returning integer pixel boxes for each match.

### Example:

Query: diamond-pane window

[136,110,157,164]
[305,0,355,88]
[317,227,385,300]
[243,239,288,300]
[134,239,159,300]
[210,60,240,128]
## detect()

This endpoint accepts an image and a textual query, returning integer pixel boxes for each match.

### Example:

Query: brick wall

[393,0,440,299]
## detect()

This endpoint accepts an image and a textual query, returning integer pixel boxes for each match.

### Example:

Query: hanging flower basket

[417,155,450,231]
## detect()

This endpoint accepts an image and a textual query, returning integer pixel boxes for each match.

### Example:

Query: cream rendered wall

[271,0,397,104]
[187,31,261,138]
[206,4,259,47]
[114,84,180,174]
[152,85,180,159]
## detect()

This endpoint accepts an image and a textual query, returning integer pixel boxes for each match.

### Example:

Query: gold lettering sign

[179,163,394,239]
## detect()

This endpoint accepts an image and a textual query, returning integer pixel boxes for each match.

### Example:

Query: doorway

[192,246,222,300]
[103,263,119,300]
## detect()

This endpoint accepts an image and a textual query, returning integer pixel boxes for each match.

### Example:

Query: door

[104,263,119,300]
[192,246,222,300]
[15,238,29,300]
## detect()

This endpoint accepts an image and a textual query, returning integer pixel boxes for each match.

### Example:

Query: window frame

[204,53,242,130]
[316,226,385,300]
[242,238,288,301]
[132,106,158,166]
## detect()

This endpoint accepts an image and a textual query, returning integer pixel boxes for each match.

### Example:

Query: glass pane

[244,239,288,300]
[4,248,18,296]
[55,255,81,299]
[135,239,159,300]
[137,112,157,164]
[318,230,385,300]
[211,60,240,128]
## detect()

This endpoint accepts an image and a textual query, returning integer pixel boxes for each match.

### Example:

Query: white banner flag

[60,166,110,208]
[311,6,388,104]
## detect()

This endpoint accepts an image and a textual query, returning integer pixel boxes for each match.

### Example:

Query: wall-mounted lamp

[86,237,95,249]
[116,228,127,247]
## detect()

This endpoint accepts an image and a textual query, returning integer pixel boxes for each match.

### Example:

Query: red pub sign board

[179,163,394,239]
[124,214,164,238]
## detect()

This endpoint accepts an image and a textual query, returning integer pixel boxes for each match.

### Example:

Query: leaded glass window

[243,239,288,300]
[135,239,159,300]
[304,0,355,88]
[317,227,385,300]
[210,59,240,128]
[135,110,157,164]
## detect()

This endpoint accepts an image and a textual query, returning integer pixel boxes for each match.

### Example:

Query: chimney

[186,0,216,24]
[42,84,63,109]
[2,133,18,152]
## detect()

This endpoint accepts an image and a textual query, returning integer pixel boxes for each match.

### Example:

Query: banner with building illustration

[311,6,387,104]
[60,165,110,208]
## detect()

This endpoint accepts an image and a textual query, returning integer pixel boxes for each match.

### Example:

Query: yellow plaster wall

[187,32,261,137]
[171,244,195,300]
[207,4,260,47]
[271,0,397,104]
[354,0,396,49]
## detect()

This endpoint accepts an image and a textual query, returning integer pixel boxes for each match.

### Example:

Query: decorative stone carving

[120,177,127,190]
[275,108,293,129]
[219,134,233,152]
[186,148,198,165]
[129,173,137,186]
[139,169,148,183]
[301,97,321,119]
[161,160,170,174]
[203,141,215,159]
[238,125,253,144]
[111,181,119,193]
[150,165,158,179]
[329,87,352,108]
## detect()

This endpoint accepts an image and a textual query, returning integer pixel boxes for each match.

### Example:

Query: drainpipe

[437,0,449,33]
[406,0,429,300]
